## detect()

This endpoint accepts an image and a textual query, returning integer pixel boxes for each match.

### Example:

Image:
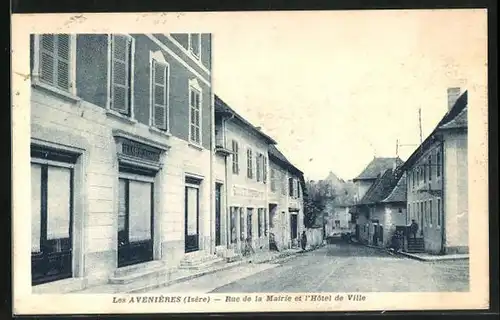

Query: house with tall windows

[214,95,277,259]
[268,145,306,251]
[401,88,468,255]
[29,33,215,293]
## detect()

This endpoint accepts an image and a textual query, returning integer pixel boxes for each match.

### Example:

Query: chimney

[447,87,461,111]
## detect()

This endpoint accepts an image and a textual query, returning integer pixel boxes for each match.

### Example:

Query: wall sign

[116,137,162,163]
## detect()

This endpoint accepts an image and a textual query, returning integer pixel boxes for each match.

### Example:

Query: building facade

[214,96,277,258]
[268,145,306,250]
[30,33,214,292]
[350,157,403,241]
[402,88,468,255]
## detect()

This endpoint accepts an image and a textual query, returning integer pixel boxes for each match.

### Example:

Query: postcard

[11,9,489,315]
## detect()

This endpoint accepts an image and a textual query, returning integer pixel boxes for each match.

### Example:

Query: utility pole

[418,108,423,144]
[396,139,399,157]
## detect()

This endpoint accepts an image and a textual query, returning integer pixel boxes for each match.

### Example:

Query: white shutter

[152,60,167,130]
[39,35,56,85]
[111,35,131,114]
[56,34,70,90]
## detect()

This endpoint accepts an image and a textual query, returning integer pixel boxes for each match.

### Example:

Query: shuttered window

[256,153,262,182]
[151,59,168,130]
[188,33,201,59]
[38,34,71,91]
[231,140,239,174]
[270,168,276,191]
[189,86,202,144]
[263,157,268,184]
[247,148,253,179]
[111,35,133,115]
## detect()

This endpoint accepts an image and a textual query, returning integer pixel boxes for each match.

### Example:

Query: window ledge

[188,142,204,151]
[32,80,80,104]
[106,110,138,125]
[149,126,172,138]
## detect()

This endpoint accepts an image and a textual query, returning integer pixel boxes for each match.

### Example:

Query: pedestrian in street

[410,219,419,239]
[301,231,307,251]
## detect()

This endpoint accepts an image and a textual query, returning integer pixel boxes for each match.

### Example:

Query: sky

[211,9,487,181]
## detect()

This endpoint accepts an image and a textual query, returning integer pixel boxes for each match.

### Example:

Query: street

[148,243,469,294]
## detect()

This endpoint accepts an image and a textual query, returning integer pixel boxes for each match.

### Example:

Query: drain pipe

[222,113,235,250]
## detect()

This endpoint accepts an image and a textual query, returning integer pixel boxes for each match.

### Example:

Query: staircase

[179,252,225,271]
[109,260,169,285]
[407,238,425,253]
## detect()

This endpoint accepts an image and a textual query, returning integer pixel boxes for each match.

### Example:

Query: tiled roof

[439,107,468,130]
[268,144,304,175]
[357,169,402,206]
[401,90,468,171]
[353,157,403,181]
[214,95,277,145]
[382,173,407,203]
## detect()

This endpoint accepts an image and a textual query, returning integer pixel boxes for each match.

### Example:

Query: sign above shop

[116,137,162,163]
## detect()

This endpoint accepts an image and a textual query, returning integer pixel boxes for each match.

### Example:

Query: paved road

[149,243,469,293]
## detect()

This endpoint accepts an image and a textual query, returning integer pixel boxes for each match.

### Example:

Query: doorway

[117,177,154,268]
[185,177,201,253]
[290,213,298,241]
[215,183,222,246]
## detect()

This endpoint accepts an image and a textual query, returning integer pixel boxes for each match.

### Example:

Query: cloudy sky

[211,9,487,181]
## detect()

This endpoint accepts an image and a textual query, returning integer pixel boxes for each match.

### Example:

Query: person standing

[410,219,419,239]
[301,231,307,251]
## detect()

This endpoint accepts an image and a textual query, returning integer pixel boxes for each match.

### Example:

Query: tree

[303,180,335,229]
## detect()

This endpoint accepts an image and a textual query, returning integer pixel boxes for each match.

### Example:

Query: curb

[396,251,470,262]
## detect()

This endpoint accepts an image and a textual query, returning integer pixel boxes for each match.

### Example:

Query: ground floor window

[31,155,75,285]
[240,208,246,241]
[257,208,264,237]
[437,198,442,227]
[118,175,154,267]
[185,177,201,253]
[247,208,253,239]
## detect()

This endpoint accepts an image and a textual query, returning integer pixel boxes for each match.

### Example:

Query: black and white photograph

[11,9,489,315]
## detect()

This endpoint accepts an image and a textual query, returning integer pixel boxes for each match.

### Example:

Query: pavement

[147,242,469,293]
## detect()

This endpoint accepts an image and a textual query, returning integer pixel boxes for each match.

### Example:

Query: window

[289,177,294,197]
[270,168,276,192]
[110,34,134,115]
[258,208,263,238]
[230,207,237,244]
[429,199,433,226]
[428,156,432,182]
[296,180,301,198]
[37,34,73,92]
[247,148,253,179]
[437,198,442,227]
[256,153,262,182]
[420,202,424,225]
[263,208,268,236]
[437,151,441,178]
[150,53,169,131]
[189,81,202,144]
[423,161,427,183]
[412,169,415,188]
[263,156,268,184]
[31,161,73,285]
[247,208,253,238]
[282,172,287,195]
[231,140,239,174]
[188,34,201,59]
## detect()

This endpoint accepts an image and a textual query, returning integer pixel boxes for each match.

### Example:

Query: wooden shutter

[256,154,261,182]
[263,157,267,183]
[39,35,56,85]
[152,60,167,130]
[111,35,131,114]
[56,34,70,90]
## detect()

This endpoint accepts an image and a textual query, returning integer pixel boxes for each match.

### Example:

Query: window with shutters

[289,177,294,197]
[270,168,276,192]
[247,148,253,179]
[436,151,441,178]
[110,34,134,116]
[188,34,201,59]
[189,80,202,145]
[428,156,432,182]
[263,157,268,184]
[437,198,442,227]
[282,172,287,196]
[256,153,262,182]
[231,140,239,174]
[37,34,73,92]
[150,52,169,131]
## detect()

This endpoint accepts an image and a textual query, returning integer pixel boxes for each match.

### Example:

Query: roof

[353,157,403,181]
[357,169,402,206]
[214,95,277,145]
[401,90,468,171]
[382,173,407,203]
[268,144,304,176]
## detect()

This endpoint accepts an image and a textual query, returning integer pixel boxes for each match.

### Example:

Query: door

[31,162,73,285]
[185,184,200,252]
[247,208,253,240]
[290,213,298,240]
[215,183,222,246]
[118,178,154,268]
